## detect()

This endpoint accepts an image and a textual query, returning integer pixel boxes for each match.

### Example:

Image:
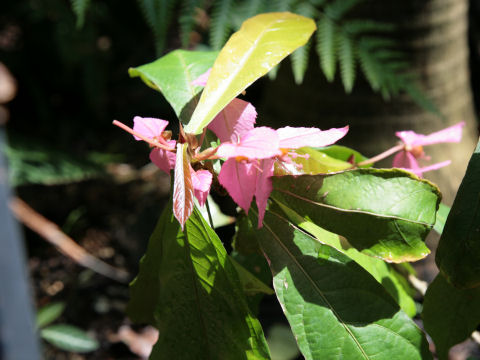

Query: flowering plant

[116,12,479,360]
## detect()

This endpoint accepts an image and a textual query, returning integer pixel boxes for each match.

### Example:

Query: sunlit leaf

[274,201,416,316]
[128,203,271,358]
[40,324,99,353]
[129,50,218,124]
[271,169,440,262]
[422,274,480,360]
[185,12,316,134]
[250,208,432,359]
[173,143,194,228]
[433,203,450,235]
[436,139,480,289]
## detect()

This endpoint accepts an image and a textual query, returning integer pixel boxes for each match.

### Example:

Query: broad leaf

[40,324,99,353]
[274,201,416,316]
[250,208,432,359]
[318,145,370,166]
[173,143,194,228]
[128,203,271,359]
[129,50,218,124]
[185,12,316,134]
[271,169,440,262]
[422,274,480,360]
[436,139,480,289]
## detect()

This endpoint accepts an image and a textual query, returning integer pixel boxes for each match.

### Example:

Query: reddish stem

[112,120,175,151]
[357,143,404,167]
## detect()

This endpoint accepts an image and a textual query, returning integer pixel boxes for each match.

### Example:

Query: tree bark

[258,0,478,204]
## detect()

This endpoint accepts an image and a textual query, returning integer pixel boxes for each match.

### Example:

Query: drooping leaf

[271,169,440,262]
[40,324,99,353]
[185,12,316,134]
[422,274,480,360]
[36,302,66,329]
[274,147,353,176]
[129,50,218,124]
[173,143,194,228]
[274,201,416,316]
[128,203,271,359]
[436,139,480,289]
[433,203,450,235]
[250,208,432,359]
[317,144,370,166]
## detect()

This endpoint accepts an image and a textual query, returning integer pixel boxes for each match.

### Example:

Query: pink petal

[414,160,452,176]
[133,116,169,140]
[191,68,211,87]
[218,159,256,213]
[149,140,176,174]
[392,151,420,172]
[191,168,213,207]
[255,159,275,228]
[208,98,257,142]
[395,122,465,146]
[276,126,349,149]
[216,127,281,160]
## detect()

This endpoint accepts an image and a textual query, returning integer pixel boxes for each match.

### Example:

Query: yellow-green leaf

[185,12,316,134]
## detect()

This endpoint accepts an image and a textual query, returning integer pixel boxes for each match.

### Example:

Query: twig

[9,197,129,283]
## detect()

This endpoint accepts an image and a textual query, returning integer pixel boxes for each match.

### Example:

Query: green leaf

[250,208,432,360]
[436,139,480,289]
[36,302,66,329]
[271,169,440,262]
[40,324,99,353]
[128,203,271,359]
[433,203,450,235]
[230,256,274,296]
[422,274,480,360]
[129,50,218,124]
[274,201,416,316]
[317,145,370,166]
[185,12,316,134]
[274,147,354,176]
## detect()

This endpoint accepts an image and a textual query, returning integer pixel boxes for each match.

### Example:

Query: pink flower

[217,125,349,227]
[393,122,465,177]
[127,116,213,207]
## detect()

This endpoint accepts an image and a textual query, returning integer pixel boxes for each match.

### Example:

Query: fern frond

[231,0,266,29]
[324,0,362,20]
[266,0,295,12]
[316,16,337,82]
[343,20,395,35]
[210,0,234,50]
[268,64,280,81]
[337,32,355,92]
[179,0,203,47]
[137,0,177,55]
[70,0,91,29]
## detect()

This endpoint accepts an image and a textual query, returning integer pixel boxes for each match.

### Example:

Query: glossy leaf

[230,256,274,296]
[185,12,316,134]
[274,201,416,316]
[129,50,218,124]
[173,143,194,228]
[128,203,271,359]
[250,208,432,360]
[271,169,440,262]
[436,140,480,289]
[40,324,99,353]
[36,302,66,329]
[422,274,480,360]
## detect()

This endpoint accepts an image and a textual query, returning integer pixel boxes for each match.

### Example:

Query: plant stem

[112,120,175,151]
[357,144,404,167]
[205,197,214,229]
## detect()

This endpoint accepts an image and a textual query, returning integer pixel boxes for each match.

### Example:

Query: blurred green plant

[36,302,99,353]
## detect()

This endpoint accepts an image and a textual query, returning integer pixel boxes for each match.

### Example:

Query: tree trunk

[258,0,478,204]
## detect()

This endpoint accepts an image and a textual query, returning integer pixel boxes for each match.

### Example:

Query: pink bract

[395,122,465,147]
[149,140,177,174]
[191,68,211,87]
[277,126,349,149]
[191,168,213,207]
[218,159,257,212]
[132,116,169,141]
